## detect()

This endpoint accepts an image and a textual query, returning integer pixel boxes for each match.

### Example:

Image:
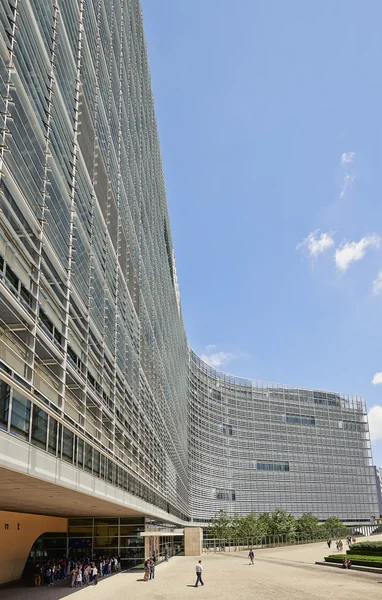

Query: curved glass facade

[0,0,378,525]
[189,351,378,522]
[0,0,188,520]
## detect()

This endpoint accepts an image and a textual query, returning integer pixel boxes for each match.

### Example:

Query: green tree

[257,512,271,537]
[209,510,231,539]
[321,516,348,537]
[267,509,296,536]
[241,512,259,538]
[230,513,245,539]
[231,512,260,539]
[296,513,319,537]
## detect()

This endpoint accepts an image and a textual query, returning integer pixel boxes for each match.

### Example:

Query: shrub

[346,548,382,556]
[324,554,382,568]
[349,541,382,554]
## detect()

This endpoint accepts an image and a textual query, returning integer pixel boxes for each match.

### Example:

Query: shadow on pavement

[0,577,113,599]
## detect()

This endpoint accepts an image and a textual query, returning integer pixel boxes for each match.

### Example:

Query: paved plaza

[3,536,382,600]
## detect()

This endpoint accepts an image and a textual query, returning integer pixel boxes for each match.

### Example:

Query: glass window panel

[31,404,48,449]
[62,427,74,463]
[93,450,100,476]
[120,525,145,536]
[107,460,116,485]
[94,525,118,537]
[100,453,105,479]
[0,379,10,430]
[120,536,144,548]
[120,518,145,525]
[93,537,118,548]
[10,390,31,440]
[5,265,19,289]
[48,417,58,455]
[68,526,93,536]
[77,437,84,468]
[68,518,94,526]
[84,443,93,473]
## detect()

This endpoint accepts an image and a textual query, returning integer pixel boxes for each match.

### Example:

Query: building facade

[189,352,377,522]
[0,0,188,521]
[374,467,382,517]
[0,1,378,579]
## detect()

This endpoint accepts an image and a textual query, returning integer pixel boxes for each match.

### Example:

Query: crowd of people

[33,555,121,587]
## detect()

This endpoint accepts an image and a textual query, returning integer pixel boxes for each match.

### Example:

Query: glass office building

[0,0,188,521]
[189,352,377,522]
[0,0,378,529]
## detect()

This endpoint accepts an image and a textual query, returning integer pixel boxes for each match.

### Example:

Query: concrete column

[184,527,203,556]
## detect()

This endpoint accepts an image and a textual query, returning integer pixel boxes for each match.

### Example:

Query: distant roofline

[188,345,365,404]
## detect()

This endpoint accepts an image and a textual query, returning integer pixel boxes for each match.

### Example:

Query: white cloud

[373,271,382,295]
[341,152,355,164]
[372,372,382,385]
[335,234,380,272]
[296,230,335,258]
[368,405,382,441]
[339,174,355,199]
[200,351,236,369]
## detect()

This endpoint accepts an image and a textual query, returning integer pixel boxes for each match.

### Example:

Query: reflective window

[48,417,58,455]
[5,265,19,289]
[0,379,10,430]
[62,427,74,463]
[85,443,93,473]
[10,390,31,440]
[285,414,315,426]
[222,424,233,435]
[31,404,48,449]
[256,461,290,472]
[216,489,236,501]
[77,437,84,467]
[93,450,100,476]
[107,460,116,485]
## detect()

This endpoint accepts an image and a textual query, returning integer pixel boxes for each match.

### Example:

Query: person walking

[194,560,204,587]
[327,539,332,549]
[164,549,169,562]
[248,549,255,565]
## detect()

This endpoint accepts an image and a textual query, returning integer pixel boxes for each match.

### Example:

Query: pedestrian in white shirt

[194,560,204,587]
[91,563,98,585]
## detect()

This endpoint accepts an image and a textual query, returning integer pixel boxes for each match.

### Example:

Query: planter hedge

[324,554,382,568]
[346,548,382,556]
[349,541,382,553]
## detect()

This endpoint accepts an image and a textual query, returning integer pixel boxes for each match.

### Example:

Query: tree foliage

[209,510,231,539]
[321,516,347,536]
[265,509,296,536]
[207,509,347,541]
[296,512,319,535]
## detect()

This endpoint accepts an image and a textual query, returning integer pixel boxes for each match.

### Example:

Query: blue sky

[141,1,382,463]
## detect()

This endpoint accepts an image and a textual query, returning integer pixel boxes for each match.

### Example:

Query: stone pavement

[3,536,382,600]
